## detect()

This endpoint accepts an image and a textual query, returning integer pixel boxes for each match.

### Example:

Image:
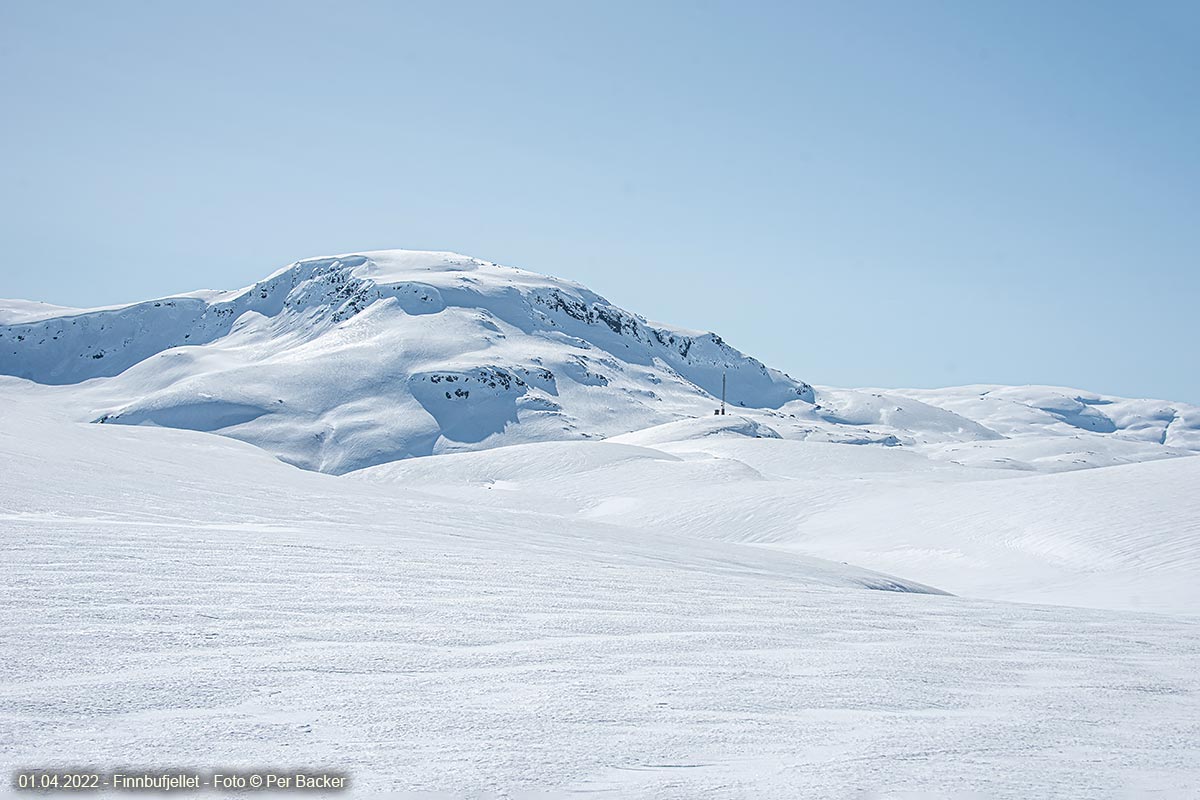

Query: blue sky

[2,1,1197,401]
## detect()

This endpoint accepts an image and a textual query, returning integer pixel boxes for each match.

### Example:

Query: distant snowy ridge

[795,384,1200,470]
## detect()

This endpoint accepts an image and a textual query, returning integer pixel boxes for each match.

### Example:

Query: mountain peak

[0,250,812,472]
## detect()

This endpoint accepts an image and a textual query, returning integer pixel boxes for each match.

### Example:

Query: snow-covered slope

[0,251,810,473]
[4,379,1200,797]
[355,418,1200,616]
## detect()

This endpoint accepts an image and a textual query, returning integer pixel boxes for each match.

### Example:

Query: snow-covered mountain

[0,251,810,473]
[3,248,1199,476]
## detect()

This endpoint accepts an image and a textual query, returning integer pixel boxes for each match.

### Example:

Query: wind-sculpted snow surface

[2,381,1200,798]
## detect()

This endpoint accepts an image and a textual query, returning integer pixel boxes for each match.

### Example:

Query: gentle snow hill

[792,454,1200,613]
[5,380,1200,797]
[356,415,1200,616]
[0,378,934,597]
[0,251,810,473]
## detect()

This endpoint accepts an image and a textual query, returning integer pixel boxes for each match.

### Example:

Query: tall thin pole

[721,371,726,416]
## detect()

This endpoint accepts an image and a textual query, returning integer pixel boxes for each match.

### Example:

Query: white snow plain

[2,251,1199,798]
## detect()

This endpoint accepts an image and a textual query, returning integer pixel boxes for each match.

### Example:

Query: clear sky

[2,1,1197,401]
